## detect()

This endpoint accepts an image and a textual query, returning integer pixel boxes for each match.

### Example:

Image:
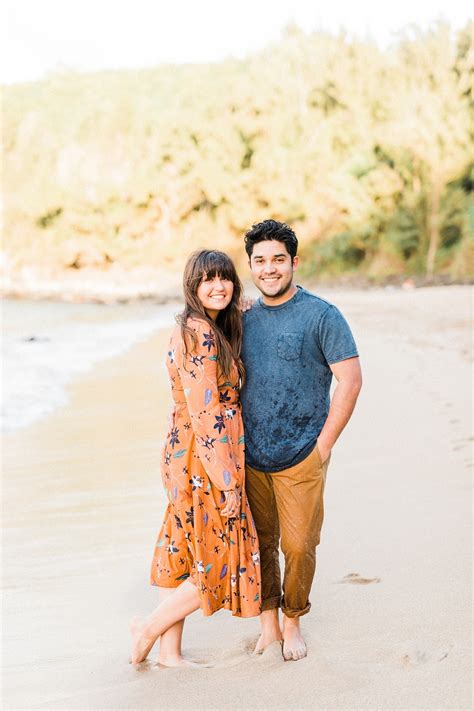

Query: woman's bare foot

[282,616,307,661]
[130,581,201,665]
[130,616,157,665]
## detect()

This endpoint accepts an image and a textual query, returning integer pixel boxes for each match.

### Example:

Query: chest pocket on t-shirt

[277,332,304,360]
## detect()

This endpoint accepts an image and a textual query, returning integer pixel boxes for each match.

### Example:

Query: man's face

[249,240,299,301]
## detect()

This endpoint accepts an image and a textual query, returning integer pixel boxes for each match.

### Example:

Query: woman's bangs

[200,251,235,283]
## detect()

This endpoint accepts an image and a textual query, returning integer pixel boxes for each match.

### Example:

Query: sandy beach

[2,285,472,710]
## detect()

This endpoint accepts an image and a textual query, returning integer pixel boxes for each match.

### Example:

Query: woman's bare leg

[130,580,200,664]
[156,587,185,666]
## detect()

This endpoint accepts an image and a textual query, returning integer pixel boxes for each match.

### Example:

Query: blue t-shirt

[241,286,358,472]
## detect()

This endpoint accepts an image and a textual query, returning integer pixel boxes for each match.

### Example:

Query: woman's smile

[197,275,234,319]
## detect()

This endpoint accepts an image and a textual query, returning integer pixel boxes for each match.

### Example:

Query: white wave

[1,300,179,431]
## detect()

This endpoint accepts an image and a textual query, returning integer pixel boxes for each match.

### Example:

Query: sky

[2,0,472,84]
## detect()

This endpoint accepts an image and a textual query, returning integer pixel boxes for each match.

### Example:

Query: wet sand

[2,286,472,710]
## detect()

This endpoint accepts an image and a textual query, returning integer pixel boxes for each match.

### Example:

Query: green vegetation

[3,22,473,283]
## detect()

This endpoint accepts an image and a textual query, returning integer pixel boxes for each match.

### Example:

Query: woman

[131,250,261,666]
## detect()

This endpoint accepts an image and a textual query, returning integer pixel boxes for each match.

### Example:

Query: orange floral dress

[150,318,261,617]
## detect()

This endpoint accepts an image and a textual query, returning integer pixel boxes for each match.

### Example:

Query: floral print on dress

[150,318,261,618]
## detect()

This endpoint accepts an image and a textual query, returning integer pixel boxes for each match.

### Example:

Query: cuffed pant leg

[245,464,281,611]
[272,446,330,618]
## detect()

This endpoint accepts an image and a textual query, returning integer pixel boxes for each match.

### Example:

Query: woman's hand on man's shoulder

[240,296,255,313]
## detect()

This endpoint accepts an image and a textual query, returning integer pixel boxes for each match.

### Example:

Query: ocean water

[1,299,180,432]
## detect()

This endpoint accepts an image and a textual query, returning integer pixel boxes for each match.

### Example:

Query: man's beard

[258,273,293,299]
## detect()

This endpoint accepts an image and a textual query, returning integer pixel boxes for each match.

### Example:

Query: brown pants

[245,444,329,618]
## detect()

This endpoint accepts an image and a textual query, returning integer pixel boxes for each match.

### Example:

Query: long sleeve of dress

[176,320,241,492]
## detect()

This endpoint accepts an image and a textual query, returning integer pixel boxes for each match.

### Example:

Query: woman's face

[197,273,234,320]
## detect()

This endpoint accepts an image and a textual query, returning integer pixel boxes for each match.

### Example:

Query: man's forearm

[317,378,361,461]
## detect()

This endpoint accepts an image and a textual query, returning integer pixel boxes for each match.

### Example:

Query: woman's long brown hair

[177,250,245,383]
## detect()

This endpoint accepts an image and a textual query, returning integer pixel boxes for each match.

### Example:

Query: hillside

[3,23,473,299]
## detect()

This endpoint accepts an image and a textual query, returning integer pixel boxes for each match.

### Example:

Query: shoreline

[2,268,472,305]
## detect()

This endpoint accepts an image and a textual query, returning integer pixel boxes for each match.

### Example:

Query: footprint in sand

[339,572,381,585]
[398,641,451,667]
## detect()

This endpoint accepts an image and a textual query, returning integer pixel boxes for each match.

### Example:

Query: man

[241,219,362,661]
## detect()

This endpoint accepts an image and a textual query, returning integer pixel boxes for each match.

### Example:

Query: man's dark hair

[244,219,298,260]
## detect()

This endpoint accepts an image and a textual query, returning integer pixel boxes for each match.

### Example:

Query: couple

[131,219,362,665]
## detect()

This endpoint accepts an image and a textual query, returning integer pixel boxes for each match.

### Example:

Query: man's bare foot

[254,632,284,655]
[253,609,283,654]
[282,616,307,661]
[130,616,157,665]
